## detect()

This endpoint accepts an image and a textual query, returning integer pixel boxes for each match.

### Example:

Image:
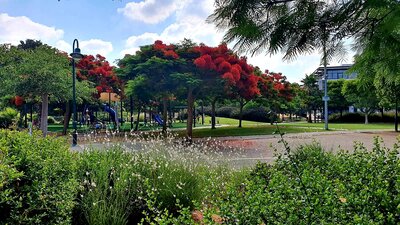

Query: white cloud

[55,40,71,53]
[80,39,113,57]
[126,32,161,47]
[121,0,224,56]
[56,39,114,58]
[119,0,354,83]
[0,13,115,61]
[0,13,64,45]
[118,0,185,24]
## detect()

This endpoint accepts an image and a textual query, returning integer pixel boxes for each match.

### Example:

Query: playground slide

[103,104,117,122]
[153,114,164,126]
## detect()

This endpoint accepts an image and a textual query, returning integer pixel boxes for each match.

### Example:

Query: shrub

[213,138,400,224]
[0,130,78,224]
[0,107,18,128]
[241,107,271,122]
[329,112,396,123]
[215,106,239,118]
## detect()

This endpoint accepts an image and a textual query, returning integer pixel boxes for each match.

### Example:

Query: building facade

[313,64,357,90]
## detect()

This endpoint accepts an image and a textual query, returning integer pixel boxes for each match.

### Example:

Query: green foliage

[215,106,239,118]
[204,105,272,123]
[301,74,323,121]
[328,79,349,111]
[213,138,400,224]
[342,79,379,122]
[0,130,78,224]
[0,107,18,128]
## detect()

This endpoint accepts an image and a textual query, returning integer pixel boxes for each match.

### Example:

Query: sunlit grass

[283,121,394,130]
[174,124,322,138]
[49,116,394,139]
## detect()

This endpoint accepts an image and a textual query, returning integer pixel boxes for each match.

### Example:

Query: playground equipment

[152,114,164,126]
[103,104,119,129]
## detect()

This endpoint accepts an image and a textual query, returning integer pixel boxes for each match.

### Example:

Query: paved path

[70,130,400,168]
[206,130,400,167]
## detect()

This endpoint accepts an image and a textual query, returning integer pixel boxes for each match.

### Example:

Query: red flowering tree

[257,70,293,123]
[193,43,261,128]
[117,41,181,133]
[55,54,123,134]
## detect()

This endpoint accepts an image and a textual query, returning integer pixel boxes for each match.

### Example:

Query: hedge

[329,112,397,123]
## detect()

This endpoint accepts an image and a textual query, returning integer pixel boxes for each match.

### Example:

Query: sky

[0,0,354,83]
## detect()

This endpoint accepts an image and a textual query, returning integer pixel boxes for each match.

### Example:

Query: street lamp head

[70,47,83,61]
[70,39,83,61]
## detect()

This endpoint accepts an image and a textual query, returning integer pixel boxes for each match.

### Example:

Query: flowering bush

[73,133,234,225]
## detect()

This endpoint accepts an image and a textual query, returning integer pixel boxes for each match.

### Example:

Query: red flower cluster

[193,44,260,100]
[11,96,24,106]
[153,40,179,59]
[258,71,293,101]
[76,54,123,96]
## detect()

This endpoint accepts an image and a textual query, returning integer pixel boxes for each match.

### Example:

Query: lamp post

[70,39,83,146]
[322,56,329,130]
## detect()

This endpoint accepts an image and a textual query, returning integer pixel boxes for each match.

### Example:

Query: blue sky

[0,0,354,82]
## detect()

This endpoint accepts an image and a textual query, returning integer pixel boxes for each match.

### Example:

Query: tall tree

[328,79,349,118]
[285,82,305,121]
[117,41,181,134]
[192,43,260,129]
[258,71,293,124]
[301,74,323,123]
[342,79,379,124]
[349,2,400,130]
[14,45,71,136]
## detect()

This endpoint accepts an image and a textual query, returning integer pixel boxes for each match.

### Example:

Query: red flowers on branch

[76,54,122,95]
[153,40,179,59]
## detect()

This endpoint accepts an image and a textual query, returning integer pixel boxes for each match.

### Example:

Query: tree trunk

[238,98,245,128]
[270,111,275,125]
[30,103,33,124]
[24,104,28,128]
[201,100,204,125]
[186,88,194,140]
[211,98,217,129]
[162,96,168,134]
[340,109,343,118]
[62,101,72,135]
[365,111,369,124]
[130,96,134,130]
[40,94,48,137]
[313,110,317,123]
[135,104,141,131]
[307,109,312,123]
[395,98,398,132]
[18,106,26,128]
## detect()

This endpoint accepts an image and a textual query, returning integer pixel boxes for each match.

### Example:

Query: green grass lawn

[48,116,394,138]
[181,125,322,138]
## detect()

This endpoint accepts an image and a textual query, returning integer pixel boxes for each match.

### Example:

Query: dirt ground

[211,130,400,167]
